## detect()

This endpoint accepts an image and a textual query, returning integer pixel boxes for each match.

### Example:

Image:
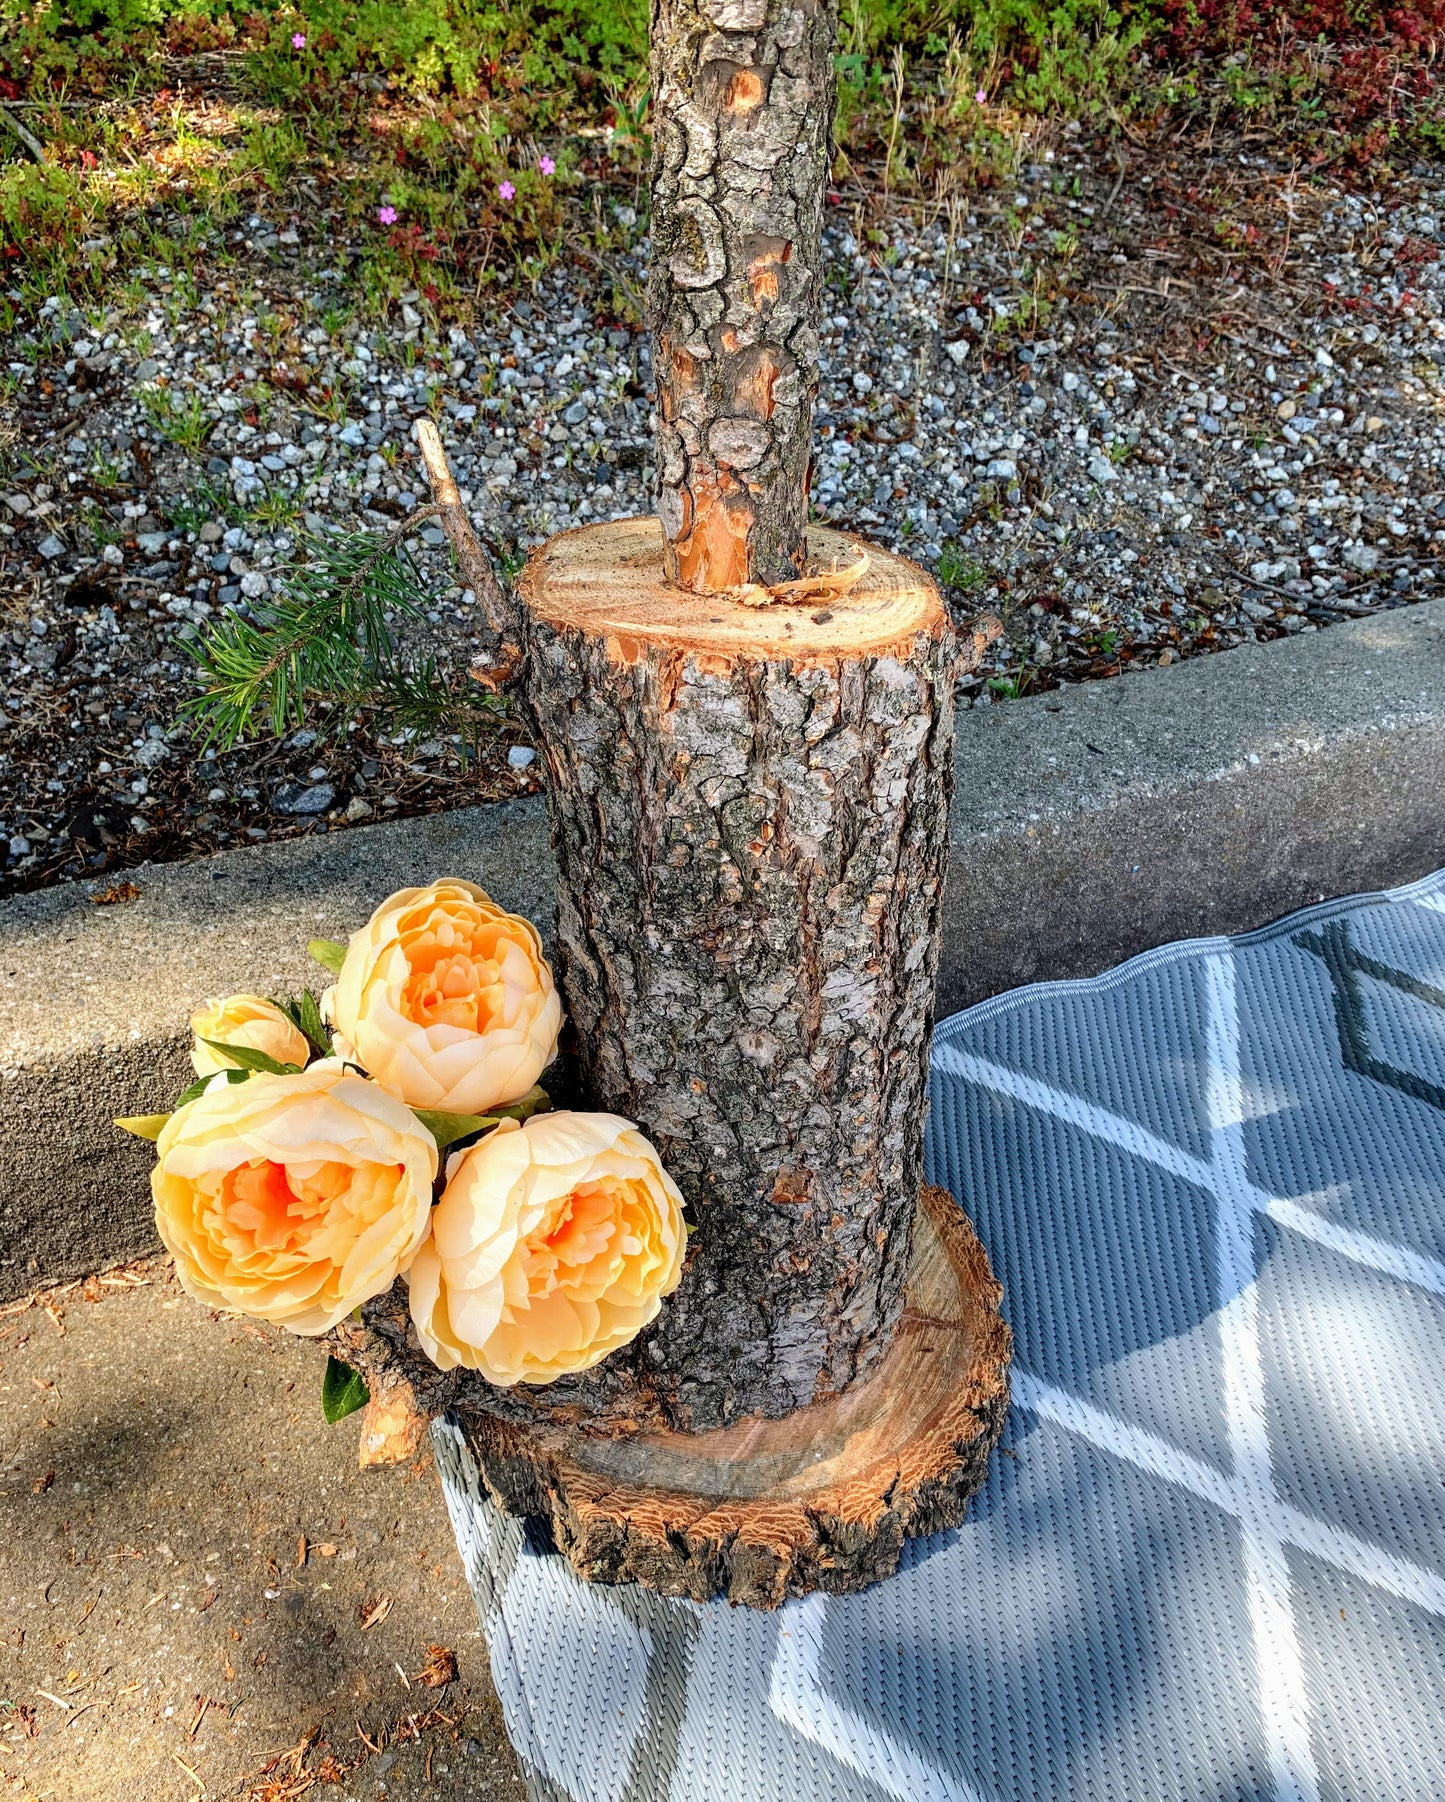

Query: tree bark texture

[649,0,835,592]
[517,522,954,1434]
[342,508,993,1441]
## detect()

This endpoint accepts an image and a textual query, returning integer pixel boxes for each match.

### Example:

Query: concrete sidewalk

[0,1262,527,1802]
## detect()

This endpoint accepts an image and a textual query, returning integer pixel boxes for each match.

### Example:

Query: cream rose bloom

[153,1060,437,1335]
[407,1112,686,1385]
[323,879,561,1114]
[190,993,310,1078]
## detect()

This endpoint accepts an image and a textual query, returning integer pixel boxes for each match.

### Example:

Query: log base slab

[456,1186,1011,1609]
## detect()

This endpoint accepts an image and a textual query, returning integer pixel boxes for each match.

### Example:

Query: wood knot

[725,67,766,114]
[770,1169,813,1207]
[745,237,792,311]
[468,641,525,693]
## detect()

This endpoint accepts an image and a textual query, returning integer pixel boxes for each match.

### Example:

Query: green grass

[987,664,1037,699]
[4,0,1438,326]
[140,385,213,453]
[168,478,245,533]
[937,541,988,592]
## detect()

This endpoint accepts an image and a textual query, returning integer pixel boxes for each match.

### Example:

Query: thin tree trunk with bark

[649,0,835,593]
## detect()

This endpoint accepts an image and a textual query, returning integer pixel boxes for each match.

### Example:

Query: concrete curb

[4,602,1442,1298]
[939,596,1445,1014]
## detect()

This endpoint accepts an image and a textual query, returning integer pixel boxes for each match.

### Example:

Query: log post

[649,0,836,592]
[339,455,1012,1600]
[510,518,958,1433]
[340,18,1017,1586]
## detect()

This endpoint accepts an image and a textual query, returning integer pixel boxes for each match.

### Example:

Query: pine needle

[181,523,504,752]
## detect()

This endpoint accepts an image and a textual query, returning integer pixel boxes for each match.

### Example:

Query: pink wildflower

[499,180,516,201]
[378,205,398,225]
[292,31,306,47]
[539,155,555,176]
[975,86,987,104]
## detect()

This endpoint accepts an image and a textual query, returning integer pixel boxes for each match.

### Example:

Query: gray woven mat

[434,868,1445,1802]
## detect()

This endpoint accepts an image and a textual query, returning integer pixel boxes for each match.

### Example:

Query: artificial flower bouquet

[119,879,687,1419]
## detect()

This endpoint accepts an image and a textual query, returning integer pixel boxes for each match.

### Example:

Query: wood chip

[416,1644,458,1688]
[730,546,871,609]
[357,1594,392,1631]
[88,879,142,905]
[171,1748,205,1794]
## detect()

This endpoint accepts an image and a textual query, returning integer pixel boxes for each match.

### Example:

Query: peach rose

[152,1060,437,1335]
[323,880,561,1114]
[407,1112,686,1384]
[190,993,311,1078]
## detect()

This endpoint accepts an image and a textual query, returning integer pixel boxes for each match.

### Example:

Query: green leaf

[271,989,332,1058]
[172,1067,249,1109]
[295,989,332,1056]
[308,938,347,976]
[115,1113,170,1141]
[501,1083,550,1119]
[412,1109,506,1152]
[200,1039,302,1076]
[412,1088,550,1154]
[321,1355,370,1425]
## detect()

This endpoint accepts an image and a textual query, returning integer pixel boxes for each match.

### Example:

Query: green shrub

[3,0,649,99]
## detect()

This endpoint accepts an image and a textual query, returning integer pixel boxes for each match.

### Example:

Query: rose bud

[190,994,310,1077]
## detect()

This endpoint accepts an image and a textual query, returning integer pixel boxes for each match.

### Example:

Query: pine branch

[364,653,507,751]
[181,517,499,751]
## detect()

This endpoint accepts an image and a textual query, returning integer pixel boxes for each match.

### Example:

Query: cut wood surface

[356,1377,430,1469]
[518,515,946,660]
[455,1185,1011,1608]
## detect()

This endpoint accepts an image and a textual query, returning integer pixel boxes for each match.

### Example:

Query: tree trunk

[343,480,998,1440]
[648,0,836,593]
[510,518,955,1432]
[337,442,1012,1604]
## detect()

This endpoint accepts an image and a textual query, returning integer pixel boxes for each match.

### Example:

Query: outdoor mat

[432,866,1445,1802]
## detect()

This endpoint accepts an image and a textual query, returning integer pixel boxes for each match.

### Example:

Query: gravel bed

[5,130,1445,896]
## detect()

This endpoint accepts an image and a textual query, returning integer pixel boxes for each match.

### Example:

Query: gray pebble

[273,781,335,816]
